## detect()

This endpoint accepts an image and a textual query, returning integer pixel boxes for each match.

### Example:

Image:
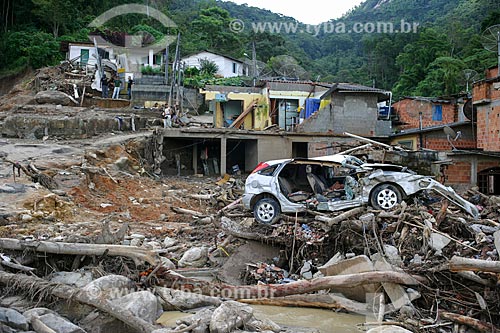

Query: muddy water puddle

[253,305,367,332]
[157,305,369,333]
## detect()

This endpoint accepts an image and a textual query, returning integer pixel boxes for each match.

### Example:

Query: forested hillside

[1,0,499,99]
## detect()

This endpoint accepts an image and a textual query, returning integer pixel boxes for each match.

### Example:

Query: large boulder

[112,291,162,324]
[81,275,134,300]
[49,271,93,288]
[0,307,29,331]
[209,301,254,333]
[35,90,75,106]
[24,308,84,333]
[178,247,208,268]
[155,287,221,310]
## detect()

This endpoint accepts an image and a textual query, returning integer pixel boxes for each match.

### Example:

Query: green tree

[190,7,242,56]
[0,30,60,70]
[32,0,75,38]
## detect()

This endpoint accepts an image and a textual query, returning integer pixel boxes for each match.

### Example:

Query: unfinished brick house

[471,66,500,194]
[392,96,457,131]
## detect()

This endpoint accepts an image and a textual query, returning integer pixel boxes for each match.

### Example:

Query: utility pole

[252,40,257,87]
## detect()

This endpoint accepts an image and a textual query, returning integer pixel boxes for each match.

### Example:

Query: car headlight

[419,179,431,188]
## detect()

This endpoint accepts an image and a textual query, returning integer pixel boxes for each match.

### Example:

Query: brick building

[473,66,500,152]
[392,97,457,131]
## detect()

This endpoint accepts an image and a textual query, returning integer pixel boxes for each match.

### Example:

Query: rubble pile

[1,138,499,333]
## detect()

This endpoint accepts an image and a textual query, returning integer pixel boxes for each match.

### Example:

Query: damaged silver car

[242,154,479,224]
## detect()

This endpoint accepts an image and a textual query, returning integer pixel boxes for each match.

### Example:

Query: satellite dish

[271,55,310,81]
[463,69,479,92]
[443,126,462,151]
[463,99,477,121]
[242,58,273,79]
[481,24,500,70]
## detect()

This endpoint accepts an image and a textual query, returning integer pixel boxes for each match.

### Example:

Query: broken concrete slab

[318,255,379,302]
[429,233,451,255]
[373,258,412,310]
[35,90,75,106]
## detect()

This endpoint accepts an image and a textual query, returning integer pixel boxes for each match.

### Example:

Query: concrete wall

[299,93,379,137]
[257,137,291,163]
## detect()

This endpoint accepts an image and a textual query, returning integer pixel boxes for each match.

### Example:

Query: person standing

[127,76,134,100]
[101,75,109,98]
[112,75,121,99]
[162,105,172,128]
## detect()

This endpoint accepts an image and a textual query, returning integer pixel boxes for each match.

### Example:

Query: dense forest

[1,0,500,99]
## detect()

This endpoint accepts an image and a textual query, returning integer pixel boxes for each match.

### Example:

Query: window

[232,62,237,74]
[398,140,414,149]
[432,105,443,121]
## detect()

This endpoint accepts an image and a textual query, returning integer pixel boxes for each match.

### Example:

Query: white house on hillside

[181,50,246,78]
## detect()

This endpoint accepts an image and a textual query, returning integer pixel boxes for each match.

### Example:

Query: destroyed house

[296,83,392,137]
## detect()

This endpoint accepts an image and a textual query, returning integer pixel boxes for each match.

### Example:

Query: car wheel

[371,184,402,210]
[253,198,281,225]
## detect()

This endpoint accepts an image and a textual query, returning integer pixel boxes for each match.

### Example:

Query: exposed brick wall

[424,138,476,151]
[478,161,500,173]
[393,98,456,131]
[445,162,471,184]
[476,105,500,151]
[486,67,499,79]
[473,81,490,101]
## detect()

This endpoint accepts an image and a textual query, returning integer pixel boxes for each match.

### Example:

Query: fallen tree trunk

[315,207,366,227]
[160,271,422,299]
[0,238,159,266]
[171,207,206,217]
[239,294,373,314]
[0,271,158,333]
[441,312,498,333]
[449,255,500,273]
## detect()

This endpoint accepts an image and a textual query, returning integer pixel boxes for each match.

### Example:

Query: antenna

[481,24,500,73]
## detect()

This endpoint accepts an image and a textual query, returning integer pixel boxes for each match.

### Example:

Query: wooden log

[160,271,421,299]
[0,238,159,266]
[0,259,36,272]
[315,207,366,227]
[0,271,157,333]
[440,312,498,333]
[435,199,448,227]
[188,194,214,200]
[448,255,500,273]
[239,293,371,314]
[171,207,206,217]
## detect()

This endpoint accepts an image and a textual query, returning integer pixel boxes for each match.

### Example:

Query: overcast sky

[227,0,365,25]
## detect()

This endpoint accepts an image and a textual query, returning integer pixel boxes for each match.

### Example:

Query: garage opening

[226,139,258,174]
[478,167,500,195]
[162,138,220,176]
